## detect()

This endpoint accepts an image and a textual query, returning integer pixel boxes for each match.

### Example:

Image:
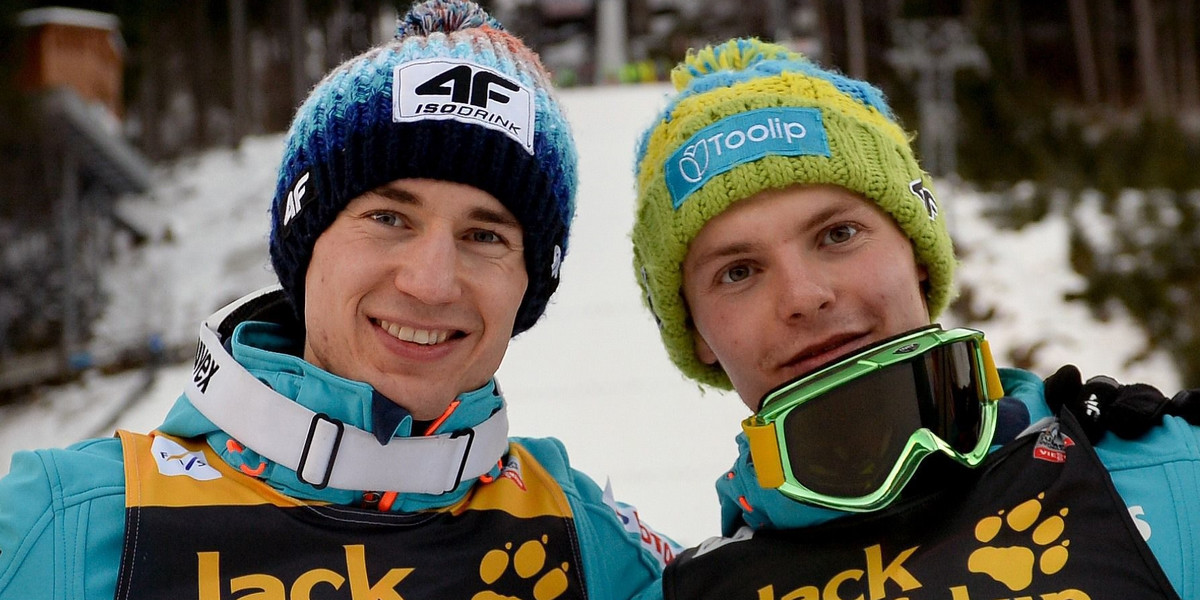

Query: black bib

[114,431,587,600]
[664,410,1179,600]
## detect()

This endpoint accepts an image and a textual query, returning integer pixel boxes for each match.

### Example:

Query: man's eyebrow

[689,241,761,271]
[802,203,856,231]
[366,185,520,229]
[468,207,522,229]
[368,186,419,205]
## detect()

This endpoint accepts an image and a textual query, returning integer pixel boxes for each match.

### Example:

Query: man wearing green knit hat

[630,38,1198,599]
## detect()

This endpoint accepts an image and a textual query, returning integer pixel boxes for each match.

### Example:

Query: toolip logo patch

[394,58,535,154]
[665,107,830,209]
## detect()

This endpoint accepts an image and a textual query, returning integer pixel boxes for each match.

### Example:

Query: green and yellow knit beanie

[632,38,955,389]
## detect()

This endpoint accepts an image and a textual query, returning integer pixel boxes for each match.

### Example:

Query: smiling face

[682,184,931,410]
[302,178,527,419]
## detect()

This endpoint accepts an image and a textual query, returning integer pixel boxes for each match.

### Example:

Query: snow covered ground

[0,83,1180,546]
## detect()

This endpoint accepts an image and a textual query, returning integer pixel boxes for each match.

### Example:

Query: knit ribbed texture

[269,0,577,336]
[632,38,955,389]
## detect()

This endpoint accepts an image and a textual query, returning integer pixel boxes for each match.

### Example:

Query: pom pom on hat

[269,0,577,336]
[632,38,955,389]
[397,0,499,35]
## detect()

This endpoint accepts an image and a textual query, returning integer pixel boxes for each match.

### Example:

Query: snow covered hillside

[0,83,1180,545]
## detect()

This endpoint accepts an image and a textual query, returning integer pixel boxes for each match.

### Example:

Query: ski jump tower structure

[1,7,152,395]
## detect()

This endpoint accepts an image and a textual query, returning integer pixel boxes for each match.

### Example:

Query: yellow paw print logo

[472,535,570,600]
[968,493,1071,591]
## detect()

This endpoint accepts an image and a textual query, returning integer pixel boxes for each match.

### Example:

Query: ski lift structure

[887,18,989,180]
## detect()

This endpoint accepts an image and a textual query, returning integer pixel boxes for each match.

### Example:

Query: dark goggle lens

[917,341,984,453]
[778,340,984,498]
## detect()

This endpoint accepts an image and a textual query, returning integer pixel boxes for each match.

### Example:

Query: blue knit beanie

[269,0,577,335]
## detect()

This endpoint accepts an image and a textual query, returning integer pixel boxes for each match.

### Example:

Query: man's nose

[774,260,835,321]
[394,232,462,305]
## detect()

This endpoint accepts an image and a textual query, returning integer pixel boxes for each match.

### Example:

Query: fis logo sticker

[394,58,535,154]
[152,436,221,481]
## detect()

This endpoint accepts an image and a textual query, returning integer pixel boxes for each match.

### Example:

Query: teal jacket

[0,319,670,599]
[634,368,1200,600]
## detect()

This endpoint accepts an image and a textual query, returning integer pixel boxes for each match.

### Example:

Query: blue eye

[822,224,860,245]
[719,264,753,284]
[470,230,503,244]
[369,212,403,227]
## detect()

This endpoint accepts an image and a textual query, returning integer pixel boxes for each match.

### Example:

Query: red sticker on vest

[1033,424,1075,463]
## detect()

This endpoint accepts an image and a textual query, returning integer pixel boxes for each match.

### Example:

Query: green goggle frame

[742,326,1004,512]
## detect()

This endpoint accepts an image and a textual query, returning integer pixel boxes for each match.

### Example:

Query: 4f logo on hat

[281,169,313,235]
[394,58,535,154]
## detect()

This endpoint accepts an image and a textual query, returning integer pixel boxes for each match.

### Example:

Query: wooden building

[17,7,126,119]
[1,8,151,395]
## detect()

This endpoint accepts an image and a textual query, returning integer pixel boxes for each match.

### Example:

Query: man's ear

[916,263,931,312]
[693,327,719,366]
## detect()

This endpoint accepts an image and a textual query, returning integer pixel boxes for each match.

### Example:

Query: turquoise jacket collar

[715,368,1051,536]
[158,320,505,512]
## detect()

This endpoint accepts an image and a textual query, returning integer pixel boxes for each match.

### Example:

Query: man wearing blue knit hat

[0,2,675,598]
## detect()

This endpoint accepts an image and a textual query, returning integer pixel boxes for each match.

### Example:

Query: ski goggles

[742,326,1004,512]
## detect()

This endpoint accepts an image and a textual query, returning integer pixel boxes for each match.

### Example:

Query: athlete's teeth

[379,320,448,345]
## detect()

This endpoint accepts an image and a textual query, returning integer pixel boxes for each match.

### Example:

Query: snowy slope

[0,83,1179,545]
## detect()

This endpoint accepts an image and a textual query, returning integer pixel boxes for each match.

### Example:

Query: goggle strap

[981,340,1005,400]
[742,420,787,489]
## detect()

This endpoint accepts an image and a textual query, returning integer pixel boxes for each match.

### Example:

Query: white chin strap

[183,287,509,494]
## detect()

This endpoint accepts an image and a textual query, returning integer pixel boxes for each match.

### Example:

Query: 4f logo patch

[394,58,535,154]
[281,169,313,234]
[416,64,519,108]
